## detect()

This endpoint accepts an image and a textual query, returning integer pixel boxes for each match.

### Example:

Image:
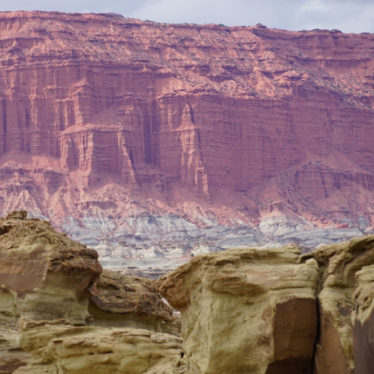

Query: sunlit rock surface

[303,236,374,374]
[0,212,180,374]
[159,235,374,374]
[14,321,184,374]
[0,210,102,324]
[2,212,374,373]
[0,12,373,269]
[158,245,319,374]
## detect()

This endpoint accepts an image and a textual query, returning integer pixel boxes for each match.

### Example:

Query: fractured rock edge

[1,211,374,373]
[0,212,181,374]
[158,237,374,374]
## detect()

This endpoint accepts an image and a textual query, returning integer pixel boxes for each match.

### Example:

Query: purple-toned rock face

[0,11,374,261]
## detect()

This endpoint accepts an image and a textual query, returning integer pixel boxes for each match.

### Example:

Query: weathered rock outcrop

[0,211,102,372]
[352,263,374,374]
[0,11,374,265]
[0,212,180,373]
[0,327,29,374]
[2,211,374,374]
[158,245,319,374]
[0,210,102,325]
[14,321,184,374]
[158,236,374,374]
[88,270,179,334]
[302,236,374,374]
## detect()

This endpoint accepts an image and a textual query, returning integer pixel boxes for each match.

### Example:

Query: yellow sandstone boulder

[0,212,181,374]
[0,210,102,325]
[157,245,319,374]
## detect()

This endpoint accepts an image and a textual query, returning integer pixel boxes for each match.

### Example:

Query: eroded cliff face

[0,11,374,265]
[158,235,374,374]
[15,321,184,374]
[1,212,374,373]
[0,210,102,325]
[158,246,319,373]
[302,236,374,374]
[0,212,181,374]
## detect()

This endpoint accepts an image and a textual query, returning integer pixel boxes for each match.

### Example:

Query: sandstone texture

[88,270,179,334]
[303,236,374,374]
[0,210,102,324]
[158,235,374,374]
[14,321,184,374]
[0,12,373,267]
[2,212,374,373]
[0,327,29,374]
[158,245,319,374]
[0,212,180,374]
[0,210,100,372]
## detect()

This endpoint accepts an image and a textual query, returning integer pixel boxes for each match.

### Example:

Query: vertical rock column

[157,246,319,374]
[352,264,374,374]
[303,235,374,374]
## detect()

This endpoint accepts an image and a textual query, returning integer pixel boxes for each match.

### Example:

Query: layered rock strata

[0,12,373,265]
[303,236,374,374]
[14,321,184,374]
[0,210,102,325]
[352,263,374,374]
[0,210,102,372]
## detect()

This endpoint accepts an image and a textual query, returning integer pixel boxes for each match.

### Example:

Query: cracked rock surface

[159,236,374,374]
[0,212,182,374]
[1,211,374,373]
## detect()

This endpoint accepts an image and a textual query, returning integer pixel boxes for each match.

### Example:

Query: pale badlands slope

[0,11,373,270]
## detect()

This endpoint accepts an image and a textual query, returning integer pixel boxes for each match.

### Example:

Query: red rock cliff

[0,11,373,261]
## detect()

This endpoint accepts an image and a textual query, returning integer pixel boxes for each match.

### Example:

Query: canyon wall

[0,12,374,267]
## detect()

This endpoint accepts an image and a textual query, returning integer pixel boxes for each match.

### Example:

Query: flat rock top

[157,244,321,309]
[0,11,372,102]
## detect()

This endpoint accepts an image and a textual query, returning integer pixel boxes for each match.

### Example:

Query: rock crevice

[1,211,374,373]
[158,236,374,374]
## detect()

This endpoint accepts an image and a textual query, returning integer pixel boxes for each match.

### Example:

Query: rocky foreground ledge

[0,212,373,373]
